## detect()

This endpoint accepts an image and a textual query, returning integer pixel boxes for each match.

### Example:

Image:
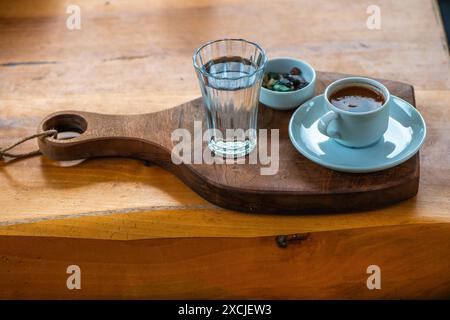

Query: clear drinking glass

[193,39,267,158]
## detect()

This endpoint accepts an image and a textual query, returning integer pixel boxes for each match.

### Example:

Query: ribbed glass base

[207,138,256,158]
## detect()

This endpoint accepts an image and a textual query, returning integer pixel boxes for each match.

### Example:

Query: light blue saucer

[288,94,426,173]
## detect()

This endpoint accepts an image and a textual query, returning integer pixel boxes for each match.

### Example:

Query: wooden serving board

[37,72,419,214]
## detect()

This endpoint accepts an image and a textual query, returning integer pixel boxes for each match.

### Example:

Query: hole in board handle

[42,113,87,140]
[41,114,88,166]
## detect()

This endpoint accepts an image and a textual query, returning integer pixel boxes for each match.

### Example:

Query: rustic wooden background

[0,0,449,299]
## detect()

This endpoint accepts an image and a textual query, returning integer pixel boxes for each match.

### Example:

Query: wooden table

[1,0,449,299]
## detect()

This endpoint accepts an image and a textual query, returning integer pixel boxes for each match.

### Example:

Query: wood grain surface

[1,223,450,299]
[0,0,450,299]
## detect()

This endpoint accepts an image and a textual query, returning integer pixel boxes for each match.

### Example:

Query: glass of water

[193,39,267,158]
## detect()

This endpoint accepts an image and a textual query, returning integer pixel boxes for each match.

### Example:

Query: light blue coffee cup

[318,77,391,148]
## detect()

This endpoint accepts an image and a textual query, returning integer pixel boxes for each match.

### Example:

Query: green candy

[272,83,292,92]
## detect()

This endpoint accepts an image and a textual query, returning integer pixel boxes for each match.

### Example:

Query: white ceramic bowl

[260,57,316,110]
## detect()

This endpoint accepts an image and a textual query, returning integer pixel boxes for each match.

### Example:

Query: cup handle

[318,111,341,139]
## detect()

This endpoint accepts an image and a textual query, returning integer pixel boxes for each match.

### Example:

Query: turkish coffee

[329,85,385,113]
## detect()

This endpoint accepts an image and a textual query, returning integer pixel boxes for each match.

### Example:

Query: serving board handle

[37,110,170,163]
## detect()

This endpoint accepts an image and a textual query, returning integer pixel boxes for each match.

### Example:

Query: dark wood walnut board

[38,72,419,214]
